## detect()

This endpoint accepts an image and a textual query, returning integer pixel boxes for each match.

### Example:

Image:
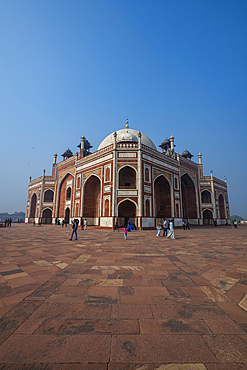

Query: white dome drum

[98,128,157,150]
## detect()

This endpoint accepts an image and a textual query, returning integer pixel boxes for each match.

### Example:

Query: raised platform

[0,224,247,368]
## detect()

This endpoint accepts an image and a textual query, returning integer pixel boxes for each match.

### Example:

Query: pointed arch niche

[181,173,197,219]
[57,173,74,219]
[29,193,37,221]
[83,175,101,225]
[154,175,171,219]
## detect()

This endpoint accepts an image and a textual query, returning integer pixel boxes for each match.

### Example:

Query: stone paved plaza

[0,224,247,369]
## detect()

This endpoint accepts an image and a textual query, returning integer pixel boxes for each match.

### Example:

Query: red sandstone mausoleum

[25,119,230,228]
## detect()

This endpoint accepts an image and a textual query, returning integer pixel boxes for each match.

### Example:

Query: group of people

[113,219,137,240]
[156,219,175,239]
[4,218,12,227]
[182,219,190,230]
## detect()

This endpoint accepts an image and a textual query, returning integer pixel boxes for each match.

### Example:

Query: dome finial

[126,117,129,129]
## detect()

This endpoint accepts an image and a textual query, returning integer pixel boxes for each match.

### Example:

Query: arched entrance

[154,176,171,219]
[119,166,136,188]
[42,209,52,224]
[29,193,37,222]
[118,200,136,228]
[57,173,74,219]
[181,174,197,219]
[203,209,213,225]
[65,208,70,224]
[83,175,101,225]
[219,194,225,219]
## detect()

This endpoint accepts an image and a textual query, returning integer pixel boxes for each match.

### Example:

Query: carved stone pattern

[58,167,75,183]
[83,168,102,184]
[117,163,138,170]
[153,168,172,183]
[180,167,196,179]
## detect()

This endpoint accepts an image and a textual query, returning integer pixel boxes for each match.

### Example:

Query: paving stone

[0,334,111,363]
[203,334,247,363]
[1,224,247,367]
[110,334,216,363]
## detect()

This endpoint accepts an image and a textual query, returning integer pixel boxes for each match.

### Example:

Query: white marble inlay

[104,185,111,192]
[144,185,151,193]
[77,154,113,171]
[142,217,154,228]
[29,182,42,189]
[143,154,179,172]
[117,190,138,196]
[100,217,113,227]
[118,152,137,158]
[76,191,80,198]
[175,192,180,198]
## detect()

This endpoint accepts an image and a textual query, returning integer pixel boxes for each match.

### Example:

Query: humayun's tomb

[25,119,230,228]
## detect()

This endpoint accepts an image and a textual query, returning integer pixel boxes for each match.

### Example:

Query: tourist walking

[114,221,119,231]
[182,220,186,230]
[70,219,78,240]
[127,219,131,231]
[163,219,168,236]
[62,219,65,227]
[156,220,162,237]
[84,219,87,230]
[186,219,190,230]
[167,220,175,239]
[122,226,128,240]
[81,218,84,230]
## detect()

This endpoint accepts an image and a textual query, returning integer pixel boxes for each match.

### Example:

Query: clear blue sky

[0,0,246,218]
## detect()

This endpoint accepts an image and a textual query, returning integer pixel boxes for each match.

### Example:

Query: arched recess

[218,194,225,219]
[105,199,110,216]
[119,165,136,189]
[105,167,110,182]
[57,173,74,219]
[42,208,52,224]
[75,203,79,217]
[145,168,149,182]
[154,175,171,218]
[203,209,213,225]
[145,198,150,217]
[44,189,54,202]
[83,175,101,223]
[30,193,37,220]
[118,199,137,227]
[181,173,197,219]
[201,190,211,203]
[66,187,72,200]
[65,207,70,224]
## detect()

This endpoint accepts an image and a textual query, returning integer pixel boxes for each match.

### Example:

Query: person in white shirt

[167,220,175,239]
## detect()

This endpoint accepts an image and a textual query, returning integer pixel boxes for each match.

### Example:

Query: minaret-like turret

[198,153,203,177]
[170,135,174,151]
[53,153,57,165]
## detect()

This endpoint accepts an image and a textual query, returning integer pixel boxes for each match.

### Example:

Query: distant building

[25,119,230,228]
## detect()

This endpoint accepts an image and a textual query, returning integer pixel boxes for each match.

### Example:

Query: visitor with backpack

[70,219,78,240]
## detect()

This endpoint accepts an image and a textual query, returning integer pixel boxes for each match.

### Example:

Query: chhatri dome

[98,118,157,151]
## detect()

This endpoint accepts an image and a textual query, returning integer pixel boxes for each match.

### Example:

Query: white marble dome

[98,128,157,150]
